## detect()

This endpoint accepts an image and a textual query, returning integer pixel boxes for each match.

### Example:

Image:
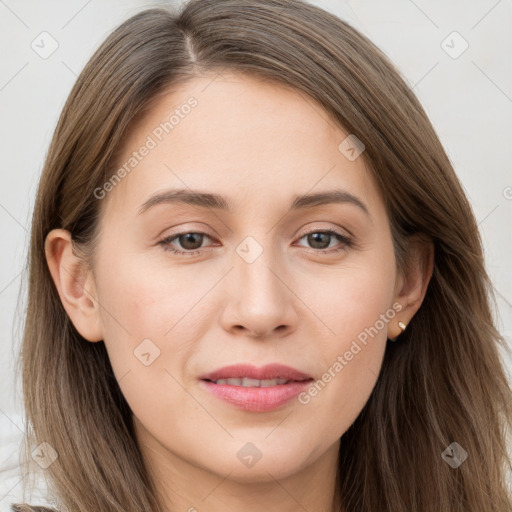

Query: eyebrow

[137,188,370,216]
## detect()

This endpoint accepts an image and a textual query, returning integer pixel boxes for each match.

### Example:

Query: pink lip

[199,363,313,412]
[199,363,312,382]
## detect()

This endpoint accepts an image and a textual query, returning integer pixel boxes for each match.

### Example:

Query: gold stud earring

[389,321,407,342]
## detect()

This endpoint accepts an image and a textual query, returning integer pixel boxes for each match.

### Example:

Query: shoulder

[11,505,59,512]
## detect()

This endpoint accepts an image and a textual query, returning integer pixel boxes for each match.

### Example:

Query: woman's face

[80,73,404,482]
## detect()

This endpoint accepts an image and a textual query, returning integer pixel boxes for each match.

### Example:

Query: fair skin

[45,73,433,512]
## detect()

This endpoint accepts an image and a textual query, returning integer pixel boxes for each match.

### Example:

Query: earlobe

[388,236,434,340]
[45,229,103,342]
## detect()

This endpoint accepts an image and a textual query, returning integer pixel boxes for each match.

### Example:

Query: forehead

[101,72,380,219]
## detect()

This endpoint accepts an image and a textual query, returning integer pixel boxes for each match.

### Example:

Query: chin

[196,441,314,483]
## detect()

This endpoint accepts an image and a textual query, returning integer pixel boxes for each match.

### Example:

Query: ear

[45,229,103,342]
[388,235,434,340]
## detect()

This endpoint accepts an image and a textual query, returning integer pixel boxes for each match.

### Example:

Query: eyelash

[157,228,353,256]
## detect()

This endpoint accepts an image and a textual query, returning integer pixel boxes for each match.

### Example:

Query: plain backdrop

[1,0,511,508]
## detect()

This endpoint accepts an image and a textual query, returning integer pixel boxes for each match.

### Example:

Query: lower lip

[200,380,312,412]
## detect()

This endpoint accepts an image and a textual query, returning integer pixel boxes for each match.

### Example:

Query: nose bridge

[224,232,296,336]
[236,233,285,303]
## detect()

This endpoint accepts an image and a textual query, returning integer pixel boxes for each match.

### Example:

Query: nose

[219,244,298,340]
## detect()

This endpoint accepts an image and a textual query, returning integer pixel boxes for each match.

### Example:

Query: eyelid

[294,227,352,252]
[298,224,351,238]
[158,224,353,256]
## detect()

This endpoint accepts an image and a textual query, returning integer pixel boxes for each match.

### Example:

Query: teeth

[242,377,261,387]
[260,378,284,387]
[214,377,289,387]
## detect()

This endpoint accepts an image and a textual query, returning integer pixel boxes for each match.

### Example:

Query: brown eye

[175,233,205,250]
[158,232,214,255]
[306,232,331,250]
[295,229,352,254]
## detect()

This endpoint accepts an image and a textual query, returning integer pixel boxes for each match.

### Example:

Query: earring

[389,321,407,342]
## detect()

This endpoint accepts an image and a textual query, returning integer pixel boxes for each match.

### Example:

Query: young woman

[13,0,512,510]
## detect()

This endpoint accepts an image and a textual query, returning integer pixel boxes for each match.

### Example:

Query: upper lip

[199,364,313,382]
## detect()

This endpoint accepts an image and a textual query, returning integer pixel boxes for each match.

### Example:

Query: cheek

[92,249,198,378]
[295,253,396,434]
[298,247,396,347]
[91,253,207,432]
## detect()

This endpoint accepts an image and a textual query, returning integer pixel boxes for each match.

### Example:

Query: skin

[45,72,433,512]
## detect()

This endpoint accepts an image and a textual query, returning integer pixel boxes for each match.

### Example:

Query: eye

[294,228,352,254]
[158,232,215,255]
[158,228,352,256]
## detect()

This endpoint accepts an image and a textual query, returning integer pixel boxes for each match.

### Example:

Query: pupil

[181,233,202,250]
[308,232,329,249]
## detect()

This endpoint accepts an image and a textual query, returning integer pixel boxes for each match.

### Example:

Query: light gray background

[1,0,511,508]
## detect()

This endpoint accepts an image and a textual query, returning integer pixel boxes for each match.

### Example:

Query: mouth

[199,364,314,412]
[204,377,300,387]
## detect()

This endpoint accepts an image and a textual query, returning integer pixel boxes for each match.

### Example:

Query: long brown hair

[13,0,512,510]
